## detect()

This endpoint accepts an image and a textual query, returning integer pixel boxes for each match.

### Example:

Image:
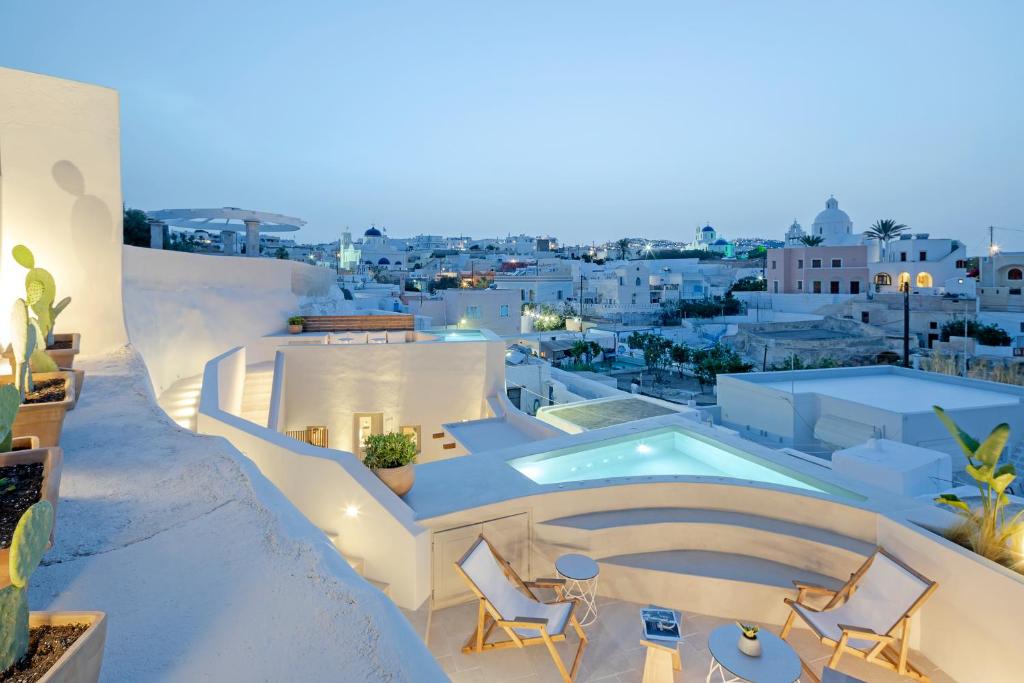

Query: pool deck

[405,413,903,521]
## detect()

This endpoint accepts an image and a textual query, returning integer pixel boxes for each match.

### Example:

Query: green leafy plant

[287,316,305,326]
[362,432,417,469]
[737,622,759,639]
[933,406,1024,572]
[0,501,55,671]
[798,235,825,247]
[12,245,71,348]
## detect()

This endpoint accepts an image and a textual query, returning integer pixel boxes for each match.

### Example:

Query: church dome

[364,226,382,237]
[701,225,715,233]
[811,196,853,241]
[713,238,728,245]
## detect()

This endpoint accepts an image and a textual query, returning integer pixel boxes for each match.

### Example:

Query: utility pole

[989,225,995,255]
[902,281,911,367]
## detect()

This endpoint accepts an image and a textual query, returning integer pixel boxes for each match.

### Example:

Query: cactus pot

[45,333,80,369]
[64,367,85,406]
[4,371,76,447]
[288,324,303,334]
[0,445,63,587]
[372,463,415,497]
[25,611,107,683]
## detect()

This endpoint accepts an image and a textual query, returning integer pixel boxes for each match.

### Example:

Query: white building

[357,226,410,269]
[978,250,1024,313]
[869,233,971,295]
[493,262,575,305]
[784,220,806,247]
[406,288,521,335]
[810,196,862,246]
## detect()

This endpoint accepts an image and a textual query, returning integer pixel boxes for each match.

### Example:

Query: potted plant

[287,316,305,334]
[932,406,1024,573]
[12,245,77,369]
[363,432,417,496]
[0,502,107,682]
[0,384,64,587]
[736,623,761,657]
[3,299,76,447]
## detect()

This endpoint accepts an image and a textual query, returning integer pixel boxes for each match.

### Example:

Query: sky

[2,1,1022,252]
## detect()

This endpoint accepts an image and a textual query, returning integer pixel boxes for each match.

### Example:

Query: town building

[869,233,971,295]
[767,244,869,295]
[405,288,521,335]
[978,250,1024,313]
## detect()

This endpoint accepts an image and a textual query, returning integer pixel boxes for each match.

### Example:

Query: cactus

[9,299,36,401]
[0,384,20,452]
[0,501,54,672]
[13,245,71,347]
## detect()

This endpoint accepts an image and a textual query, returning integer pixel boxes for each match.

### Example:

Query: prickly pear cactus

[0,384,20,453]
[12,245,71,347]
[28,321,58,375]
[0,501,54,672]
[9,299,36,400]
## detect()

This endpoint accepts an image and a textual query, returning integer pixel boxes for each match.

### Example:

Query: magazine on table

[641,606,681,642]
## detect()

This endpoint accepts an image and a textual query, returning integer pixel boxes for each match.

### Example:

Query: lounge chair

[454,536,588,682]
[780,548,937,683]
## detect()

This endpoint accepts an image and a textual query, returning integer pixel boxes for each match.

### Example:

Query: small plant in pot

[363,432,416,497]
[287,316,305,334]
[932,406,1024,573]
[3,299,76,447]
[11,245,79,371]
[736,622,761,657]
[0,502,107,682]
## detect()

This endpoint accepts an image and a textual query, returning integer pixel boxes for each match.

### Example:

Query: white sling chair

[454,536,588,682]
[781,548,937,682]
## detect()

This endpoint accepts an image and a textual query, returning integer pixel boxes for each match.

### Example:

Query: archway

[916,272,933,288]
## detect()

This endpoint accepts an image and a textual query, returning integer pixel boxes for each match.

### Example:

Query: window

[830,281,840,294]
[399,425,421,454]
[635,277,642,287]
[831,258,842,268]
[900,252,907,262]
[850,281,860,294]
[499,304,509,318]
[919,251,927,262]
[861,311,870,323]
[1009,268,1023,281]
[915,272,933,288]
[797,259,804,269]
[813,281,822,294]
[898,272,911,290]
[929,321,938,330]
[955,259,966,269]
[352,413,383,455]
[874,273,892,286]
[465,305,481,319]
[773,280,779,293]
[771,260,777,270]
[556,290,563,300]
[811,259,822,268]
[797,280,803,291]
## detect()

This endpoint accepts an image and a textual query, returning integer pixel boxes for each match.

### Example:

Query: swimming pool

[433,329,487,342]
[509,428,850,496]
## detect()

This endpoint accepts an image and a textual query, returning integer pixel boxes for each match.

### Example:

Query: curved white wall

[0,68,127,353]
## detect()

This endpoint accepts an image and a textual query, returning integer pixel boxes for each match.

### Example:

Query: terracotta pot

[0,444,63,587]
[29,611,107,683]
[288,324,303,334]
[3,371,76,447]
[45,333,81,369]
[65,367,85,405]
[373,463,415,496]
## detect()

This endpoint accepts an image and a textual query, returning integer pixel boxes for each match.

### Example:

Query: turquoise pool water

[509,428,840,495]
[434,329,487,342]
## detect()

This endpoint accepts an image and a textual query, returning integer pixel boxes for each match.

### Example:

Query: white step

[597,550,844,624]
[239,363,275,427]
[157,374,204,431]
[535,507,873,579]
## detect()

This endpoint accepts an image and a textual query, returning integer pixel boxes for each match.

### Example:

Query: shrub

[940,318,1011,346]
[287,316,305,326]
[363,432,417,469]
[728,276,766,292]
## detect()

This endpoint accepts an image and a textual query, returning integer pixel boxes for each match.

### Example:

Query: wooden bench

[299,315,414,333]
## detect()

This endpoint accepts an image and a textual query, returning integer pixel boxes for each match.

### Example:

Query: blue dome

[377,257,390,265]
[701,225,715,233]
[713,238,728,245]
[364,226,382,237]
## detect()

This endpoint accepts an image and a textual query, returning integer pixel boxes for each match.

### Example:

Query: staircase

[325,533,391,597]
[240,362,275,427]
[534,507,874,624]
[158,374,203,431]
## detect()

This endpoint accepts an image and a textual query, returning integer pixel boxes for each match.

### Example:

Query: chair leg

[828,636,847,671]
[463,599,487,653]
[541,628,572,682]
[780,610,796,640]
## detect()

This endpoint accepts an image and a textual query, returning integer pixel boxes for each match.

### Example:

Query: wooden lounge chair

[780,548,937,683]
[454,536,588,682]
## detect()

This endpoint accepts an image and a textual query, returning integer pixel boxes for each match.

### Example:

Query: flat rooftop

[540,397,680,430]
[759,373,1021,412]
[755,328,850,340]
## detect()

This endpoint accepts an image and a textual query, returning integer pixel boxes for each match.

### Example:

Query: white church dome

[811,196,856,243]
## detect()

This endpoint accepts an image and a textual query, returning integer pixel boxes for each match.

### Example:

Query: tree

[940,318,1011,346]
[123,206,150,247]
[274,247,289,259]
[691,344,754,389]
[615,238,631,261]
[864,219,909,259]
[525,303,567,331]
[428,275,460,292]
[626,332,673,381]
[798,235,825,247]
[729,276,766,292]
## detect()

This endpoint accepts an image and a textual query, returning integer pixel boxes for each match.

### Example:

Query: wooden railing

[300,315,414,332]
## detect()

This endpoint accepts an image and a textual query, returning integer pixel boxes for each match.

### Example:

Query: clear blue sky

[2,1,1021,251]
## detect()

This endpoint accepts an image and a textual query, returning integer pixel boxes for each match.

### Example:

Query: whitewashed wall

[0,67,127,353]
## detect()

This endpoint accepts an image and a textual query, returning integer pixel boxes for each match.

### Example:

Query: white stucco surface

[0,67,127,352]
[34,347,443,681]
[760,374,1021,412]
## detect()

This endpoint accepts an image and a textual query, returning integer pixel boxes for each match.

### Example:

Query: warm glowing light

[991,243,1001,255]
[344,504,361,518]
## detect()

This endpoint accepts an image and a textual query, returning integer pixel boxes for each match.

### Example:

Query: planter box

[45,333,81,369]
[3,371,76,447]
[28,611,107,683]
[0,444,63,587]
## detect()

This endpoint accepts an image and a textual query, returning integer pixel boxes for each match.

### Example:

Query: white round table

[555,553,600,626]
[706,624,801,683]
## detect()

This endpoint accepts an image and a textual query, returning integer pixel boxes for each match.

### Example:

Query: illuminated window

[898,272,911,290]
[916,272,933,288]
[874,273,892,286]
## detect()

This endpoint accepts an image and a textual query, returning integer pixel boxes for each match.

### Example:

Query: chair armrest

[513,616,549,625]
[837,624,893,643]
[526,578,566,588]
[784,597,821,613]
[793,580,837,595]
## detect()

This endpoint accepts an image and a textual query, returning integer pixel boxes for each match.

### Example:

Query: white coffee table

[706,624,801,683]
[554,553,599,626]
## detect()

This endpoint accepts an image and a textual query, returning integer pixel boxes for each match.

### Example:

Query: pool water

[509,428,837,495]
[435,329,487,342]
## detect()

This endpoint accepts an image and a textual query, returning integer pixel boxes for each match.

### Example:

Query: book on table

[641,607,681,642]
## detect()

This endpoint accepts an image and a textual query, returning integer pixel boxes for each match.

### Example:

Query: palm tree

[615,238,631,261]
[864,219,908,259]
[799,235,825,247]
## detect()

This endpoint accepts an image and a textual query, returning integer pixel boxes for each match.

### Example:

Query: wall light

[344,504,361,518]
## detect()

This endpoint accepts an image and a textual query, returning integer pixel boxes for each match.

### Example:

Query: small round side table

[555,553,600,626]
[706,624,801,683]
